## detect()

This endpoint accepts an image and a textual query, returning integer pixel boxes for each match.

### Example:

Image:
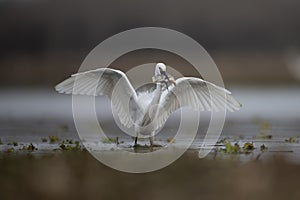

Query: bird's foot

[150,143,163,148]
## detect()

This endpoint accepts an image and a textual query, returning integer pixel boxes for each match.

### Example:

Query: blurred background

[1,0,300,86]
[2,1,300,200]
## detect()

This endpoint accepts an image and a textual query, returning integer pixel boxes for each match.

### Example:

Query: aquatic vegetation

[59,143,81,151]
[167,138,175,143]
[49,136,60,143]
[5,148,15,153]
[61,139,74,144]
[0,138,3,145]
[41,138,48,143]
[218,140,241,154]
[216,138,229,144]
[101,137,119,144]
[7,142,18,146]
[285,137,298,143]
[260,144,267,152]
[217,140,256,154]
[22,143,38,151]
[243,142,254,151]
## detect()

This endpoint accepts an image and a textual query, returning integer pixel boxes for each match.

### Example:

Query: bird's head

[153,62,176,89]
[155,62,167,76]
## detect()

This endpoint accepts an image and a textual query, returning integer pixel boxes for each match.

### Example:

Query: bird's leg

[149,132,162,148]
[134,136,138,146]
[149,136,154,147]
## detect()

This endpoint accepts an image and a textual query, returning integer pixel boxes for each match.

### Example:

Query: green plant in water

[61,139,74,144]
[260,144,267,152]
[219,140,241,154]
[285,137,298,143]
[22,143,38,151]
[6,148,15,153]
[59,142,81,151]
[243,142,254,151]
[167,138,175,143]
[217,140,256,154]
[49,136,60,143]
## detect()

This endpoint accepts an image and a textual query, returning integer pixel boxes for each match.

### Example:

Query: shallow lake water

[0,86,300,162]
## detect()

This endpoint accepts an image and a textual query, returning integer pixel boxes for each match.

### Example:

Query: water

[0,86,300,162]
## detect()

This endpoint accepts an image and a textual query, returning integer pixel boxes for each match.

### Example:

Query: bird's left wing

[55,68,139,128]
[155,77,242,130]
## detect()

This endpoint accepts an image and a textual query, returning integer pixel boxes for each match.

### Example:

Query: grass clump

[243,142,254,151]
[285,137,298,143]
[22,143,38,151]
[260,144,267,152]
[7,142,18,146]
[5,148,15,153]
[59,143,81,151]
[167,138,175,143]
[217,140,256,154]
[61,139,74,144]
[218,140,241,154]
[49,136,60,143]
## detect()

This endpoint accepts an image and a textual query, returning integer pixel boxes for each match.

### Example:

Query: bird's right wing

[155,77,241,130]
[55,68,139,128]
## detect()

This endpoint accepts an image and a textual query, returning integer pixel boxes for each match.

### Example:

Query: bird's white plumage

[55,66,241,141]
[153,77,241,130]
[56,68,139,128]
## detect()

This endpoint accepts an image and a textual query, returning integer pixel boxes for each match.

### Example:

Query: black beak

[161,71,169,81]
[161,71,170,90]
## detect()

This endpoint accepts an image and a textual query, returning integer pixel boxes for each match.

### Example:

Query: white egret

[55,63,241,147]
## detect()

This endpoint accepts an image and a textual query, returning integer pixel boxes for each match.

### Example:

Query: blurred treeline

[1,0,300,86]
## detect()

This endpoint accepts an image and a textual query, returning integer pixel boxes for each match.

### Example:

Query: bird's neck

[150,82,163,106]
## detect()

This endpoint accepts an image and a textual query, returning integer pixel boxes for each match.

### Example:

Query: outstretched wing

[155,77,242,129]
[55,68,139,128]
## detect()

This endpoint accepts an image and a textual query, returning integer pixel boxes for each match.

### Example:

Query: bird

[55,63,241,147]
